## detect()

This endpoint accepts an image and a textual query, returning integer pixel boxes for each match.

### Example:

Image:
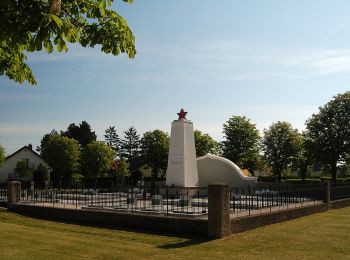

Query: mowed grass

[0,207,350,260]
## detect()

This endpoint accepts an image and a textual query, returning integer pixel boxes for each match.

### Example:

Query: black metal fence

[19,186,208,216]
[15,182,350,217]
[331,183,350,200]
[0,188,6,201]
[230,183,324,217]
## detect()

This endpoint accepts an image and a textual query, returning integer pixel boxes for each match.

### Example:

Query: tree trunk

[330,161,337,183]
[50,0,61,16]
[277,171,282,182]
[273,166,282,182]
[94,177,98,189]
[299,160,308,181]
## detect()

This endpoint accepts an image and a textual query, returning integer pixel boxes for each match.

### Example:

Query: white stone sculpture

[165,109,199,187]
[197,153,257,189]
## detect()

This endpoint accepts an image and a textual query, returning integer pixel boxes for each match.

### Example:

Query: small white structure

[197,154,257,189]
[166,109,199,187]
[0,145,50,183]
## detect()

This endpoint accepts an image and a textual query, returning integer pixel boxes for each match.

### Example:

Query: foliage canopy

[0,0,136,85]
[104,126,121,153]
[110,159,129,180]
[194,130,219,157]
[140,129,169,177]
[14,159,31,179]
[33,163,50,184]
[37,129,58,154]
[221,116,260,172]
[261,121,301,181]
[41,134,80,179]
[62,121,97,148]
[120,126,140,161]
[305,91,350,182]
[0,144,5,167]
[81,141,116,178]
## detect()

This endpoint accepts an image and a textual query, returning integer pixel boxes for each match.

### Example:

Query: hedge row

[257,175,350,183]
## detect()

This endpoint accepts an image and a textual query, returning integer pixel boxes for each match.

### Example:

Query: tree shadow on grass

[157,237,212,249]
[10,210,212,246]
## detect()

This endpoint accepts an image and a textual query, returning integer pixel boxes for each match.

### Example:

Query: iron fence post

[166,186,169,216]
[323,181,330,204]
[248,186,251,216]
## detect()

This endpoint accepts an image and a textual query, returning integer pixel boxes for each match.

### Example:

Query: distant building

[0,144,50,183]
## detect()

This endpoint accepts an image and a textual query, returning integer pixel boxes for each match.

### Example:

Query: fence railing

[330,183,350,200]
[230,183,324,217]
[12,181,350,217]
[19,186,208,216]
[0,188,7,201]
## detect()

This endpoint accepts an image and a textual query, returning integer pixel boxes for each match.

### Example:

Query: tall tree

[194,130,219,157]
[62,121,96,148]
[261,121,301,182]
[221,116,260,172]
[0,0,136,85]
[140,130,169,179]
[305,91,350,182]
[294,132,309,181]
[120,126,140,161]
[36,129,58,154]
[41,134,80,184]
[81,141,116,178]
[104,126,121,153]
[0,144,5,167]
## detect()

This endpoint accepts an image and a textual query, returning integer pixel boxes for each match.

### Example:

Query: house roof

[5,145,44,161]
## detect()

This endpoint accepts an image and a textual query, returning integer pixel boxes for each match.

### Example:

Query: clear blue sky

[1,1,350,154]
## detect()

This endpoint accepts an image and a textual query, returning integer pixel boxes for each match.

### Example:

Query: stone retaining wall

[6,181,350,238]
[231,203,329,233]
[329,198,350,209]
[10,199,350,237]
[10,204,208,236]
[230,198,350,234]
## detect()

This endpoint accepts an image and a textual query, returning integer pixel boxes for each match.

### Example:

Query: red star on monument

[177,108,188,120]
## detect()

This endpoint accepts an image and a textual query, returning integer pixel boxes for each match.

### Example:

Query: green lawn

[0,207,350,259]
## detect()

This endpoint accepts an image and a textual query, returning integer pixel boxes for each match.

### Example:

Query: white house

[0,144,50,183]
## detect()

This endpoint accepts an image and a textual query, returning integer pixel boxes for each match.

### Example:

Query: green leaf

[69,28,79,42]
[62,42,68,52]
[35,39,42,51]
[0,0,136,86]
[51,14,63,28]
[101,0,106,10]
[99,5,105,16]
[56,43,62,52]
[44,40,53,53]
[53,36,59,45]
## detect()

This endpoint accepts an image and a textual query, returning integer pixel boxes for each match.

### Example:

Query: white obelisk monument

[166,109,199,187]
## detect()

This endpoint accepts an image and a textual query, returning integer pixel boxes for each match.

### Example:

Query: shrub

[71,173,84,183]
[281,175,299,180]
[335,177,350,183]
[320,176,332,182]
[284,178,321,184]
[257,175,277,182]
[33,164,49,187]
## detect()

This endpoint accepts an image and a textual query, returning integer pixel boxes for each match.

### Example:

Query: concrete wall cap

[209,182,230,186]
